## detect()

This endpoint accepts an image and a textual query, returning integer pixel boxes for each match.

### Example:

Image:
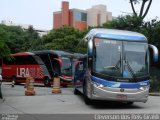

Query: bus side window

[25,56,37,65]
[3,58,15,65]
[52,59,61,76]
[11,56,38,65]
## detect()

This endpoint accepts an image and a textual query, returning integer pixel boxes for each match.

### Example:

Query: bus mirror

[88,39,93,58]
[53,58,62,68]
[149,44,159,62]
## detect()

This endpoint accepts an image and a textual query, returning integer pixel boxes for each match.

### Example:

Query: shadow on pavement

[77,94,143,109]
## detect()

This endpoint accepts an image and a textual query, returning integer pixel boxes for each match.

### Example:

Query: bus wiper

[125,60,136,80]
[123,53,136,80]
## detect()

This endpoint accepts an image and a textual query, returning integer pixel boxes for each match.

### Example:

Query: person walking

[0,74,3,99]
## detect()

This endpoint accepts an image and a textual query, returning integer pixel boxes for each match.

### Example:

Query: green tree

[0,41,10,59]
[23,26,42,51]
[5,26,26,53]
[0,24,42,53]
[140,19,160,48]
[43,26,87,52]
[103,15,142,31]
[0,26,10,58]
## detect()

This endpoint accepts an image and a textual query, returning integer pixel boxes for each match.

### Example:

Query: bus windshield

[61,57,72,76]
[93,38,149,79]
[124,41,149,78]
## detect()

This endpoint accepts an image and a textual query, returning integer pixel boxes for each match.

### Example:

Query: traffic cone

[11,80,15,88]
[25,76,35,96]
[52,76,61,93]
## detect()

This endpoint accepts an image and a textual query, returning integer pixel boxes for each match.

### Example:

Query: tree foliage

[0,24,42,56]
[0,24,88,57]
[141,19,160,48]
[23,26,42,51]
[0,25,10,58]
[103,15,143,31]
[42,26,88,52]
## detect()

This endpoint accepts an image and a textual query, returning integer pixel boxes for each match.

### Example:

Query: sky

[0,0,159,30]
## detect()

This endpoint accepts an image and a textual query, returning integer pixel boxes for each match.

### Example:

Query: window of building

[81,13,87,21]
[74,11,87,22]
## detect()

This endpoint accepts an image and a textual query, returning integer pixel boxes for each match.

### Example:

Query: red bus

[2,50,73,87]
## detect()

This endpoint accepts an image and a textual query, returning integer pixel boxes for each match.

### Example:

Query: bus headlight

[139,86,149,91]
[94,82,104,88]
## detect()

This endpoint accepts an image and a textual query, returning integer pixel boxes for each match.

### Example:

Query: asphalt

[0,82,160,120]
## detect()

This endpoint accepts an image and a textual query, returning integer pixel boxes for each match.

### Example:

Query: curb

[149,93,160,96]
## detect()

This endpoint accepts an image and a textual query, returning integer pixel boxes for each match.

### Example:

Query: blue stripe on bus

[91,76,149,89]
[96,33,147,42]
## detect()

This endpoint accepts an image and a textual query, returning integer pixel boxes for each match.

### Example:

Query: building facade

[87,5,112,27]
[53,1,112,31]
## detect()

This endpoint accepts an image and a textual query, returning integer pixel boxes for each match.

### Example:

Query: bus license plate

[116,94,127,100]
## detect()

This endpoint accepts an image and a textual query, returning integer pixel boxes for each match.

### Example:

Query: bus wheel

[44,77,50,87]
[11,76,18,85]
[74,88,80,95]
[126,102,134,105]
[83,80,92,105]
[62,84,67,88]
[60,80,68,88]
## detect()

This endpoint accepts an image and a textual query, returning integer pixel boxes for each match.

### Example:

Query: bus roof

[10,50,73,58]
[10,52,34,56]
[32,50,73,57]
[85,28,147,42]
[73,53,86,59]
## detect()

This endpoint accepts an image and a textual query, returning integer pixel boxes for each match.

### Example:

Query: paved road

[0,82,160,115]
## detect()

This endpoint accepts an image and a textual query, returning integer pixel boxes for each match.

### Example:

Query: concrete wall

[107,11,112,21]
[87,5,112,27]
[53,12,62,29]
[75,21,87,31]
[87,9,99,27]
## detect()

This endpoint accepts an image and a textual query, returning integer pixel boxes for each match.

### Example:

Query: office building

[53,1,112,30]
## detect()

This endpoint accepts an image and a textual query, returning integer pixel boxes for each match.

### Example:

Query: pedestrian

[0,74,3,99]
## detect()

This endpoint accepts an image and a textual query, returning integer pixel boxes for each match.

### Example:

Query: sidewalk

[149,92,160,96]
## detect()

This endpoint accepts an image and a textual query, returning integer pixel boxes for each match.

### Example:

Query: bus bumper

[89,83,149,103]
[59,76,72,82]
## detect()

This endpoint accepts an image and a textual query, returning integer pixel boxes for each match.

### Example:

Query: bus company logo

[120,88,124,92]
[16,68,43,78]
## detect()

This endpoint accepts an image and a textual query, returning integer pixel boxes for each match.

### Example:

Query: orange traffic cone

[25,76,35,96]
[52,76,61,93]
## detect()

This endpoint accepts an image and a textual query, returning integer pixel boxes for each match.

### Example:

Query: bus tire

[126,102,134,105]
[83,80,92,105]
[74,88,80,95]
[44,77,50,87]
[60,79,68,88]
[11,76,18,85]
[62,84,67,88]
